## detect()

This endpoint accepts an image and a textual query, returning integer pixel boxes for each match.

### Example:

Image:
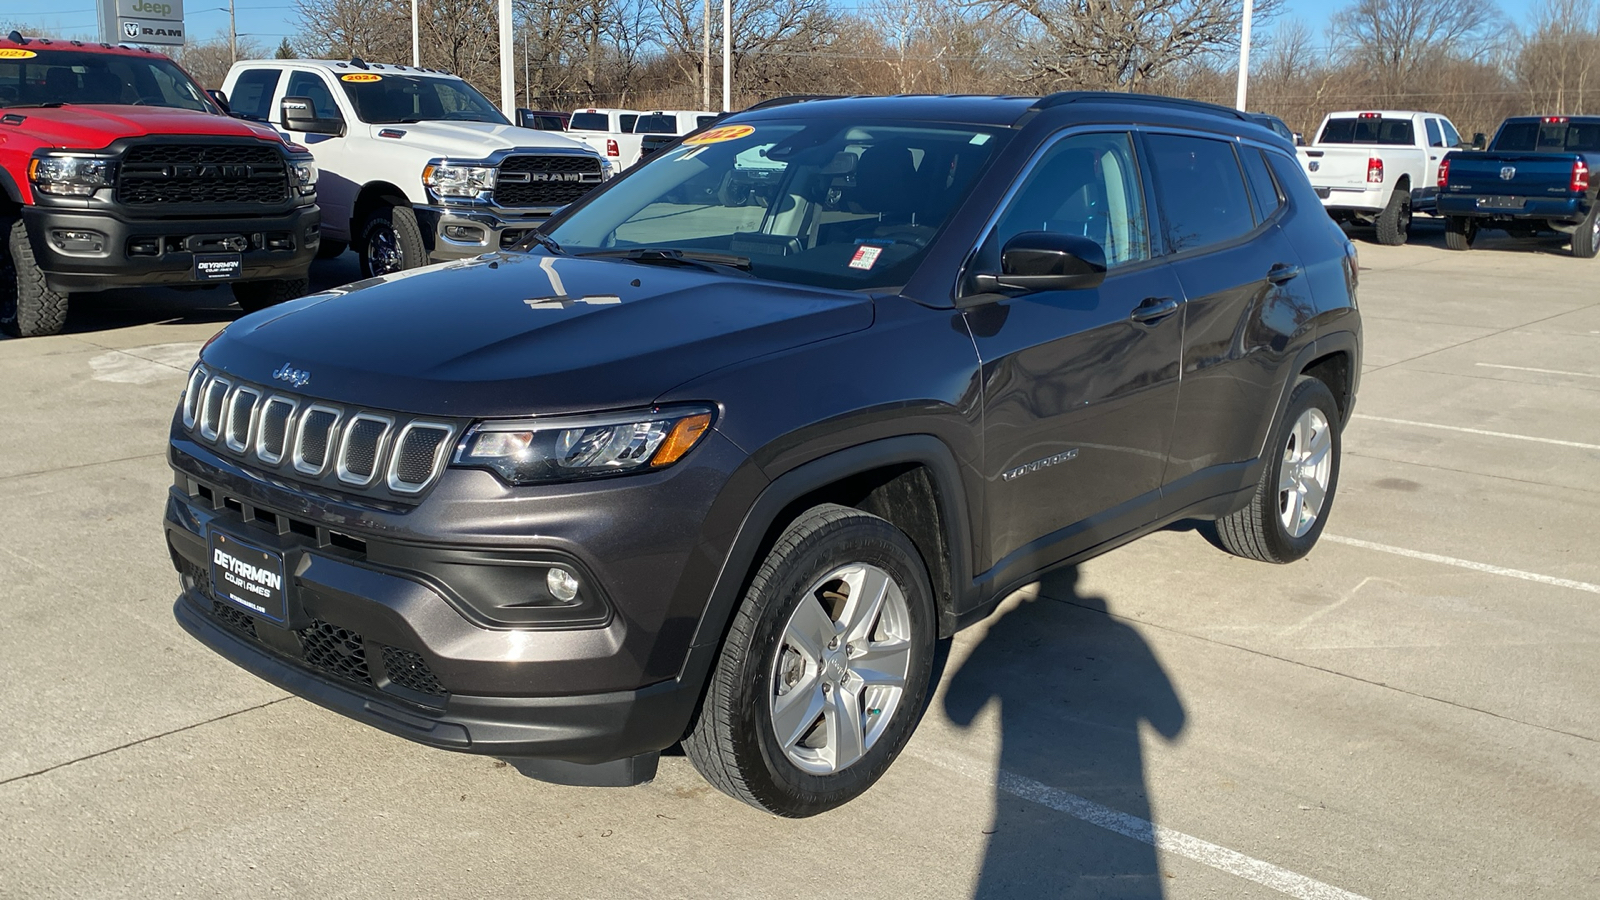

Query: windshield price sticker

[0,49,38,59]
[685,124,755,146]
[849,245,883,271]
[341,73,383,83]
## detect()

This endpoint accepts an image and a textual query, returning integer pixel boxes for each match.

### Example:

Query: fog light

[51,229,106,253]
[444,224,485,242]
[547,567,580,603]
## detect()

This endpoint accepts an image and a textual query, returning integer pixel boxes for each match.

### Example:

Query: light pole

[229,0,236,63]
[702,0,710,110]
[411,0,419,67]
[498,0,514,116]
[721,0,730,112]
[1234,0,1253,111]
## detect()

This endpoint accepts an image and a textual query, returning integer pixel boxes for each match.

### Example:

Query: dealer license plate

[209,530,287,623]
[194,252,243,281]
[1478,196,1526,210]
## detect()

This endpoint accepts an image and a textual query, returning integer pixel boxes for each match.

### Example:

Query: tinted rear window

[1493,121,1600,153]
[1320,117,1415,146]
[634,114,677,134]
[569,112,609,130]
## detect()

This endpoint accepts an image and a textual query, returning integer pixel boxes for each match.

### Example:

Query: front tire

[684,504,937,817]
[1571,207,1599,259]
[231,277,308,313]
[358,204,427,278]
[1374,189,1411,245]
[1214,377,1342,564]
[1444,216,1477,251]
[2,218,70,337]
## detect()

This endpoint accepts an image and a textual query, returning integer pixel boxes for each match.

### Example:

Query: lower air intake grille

[382,646,446,696]
[211,600,258,639]
[299,620,372,686]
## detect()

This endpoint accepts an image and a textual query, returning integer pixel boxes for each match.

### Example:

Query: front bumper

[1436,193,1589,223]
[22,204,319,294]
[415,204,555,262]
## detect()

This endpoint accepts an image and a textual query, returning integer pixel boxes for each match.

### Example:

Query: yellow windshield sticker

[0,49,39,59]
[340,73,382,83]
[684,124,754,146]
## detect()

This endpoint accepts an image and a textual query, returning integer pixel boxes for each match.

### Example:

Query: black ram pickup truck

[1437,115,1600,256]
[164,92,1362,816]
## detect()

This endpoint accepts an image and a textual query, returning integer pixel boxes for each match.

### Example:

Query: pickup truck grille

[118,142,289,207]
[180,365,460,501]
[495,154,604,208]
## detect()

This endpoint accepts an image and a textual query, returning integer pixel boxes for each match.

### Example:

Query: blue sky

[3,0,1546,54]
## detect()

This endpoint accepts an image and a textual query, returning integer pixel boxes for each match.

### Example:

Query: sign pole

[1234,0,1253,111]
[498,0,514,116]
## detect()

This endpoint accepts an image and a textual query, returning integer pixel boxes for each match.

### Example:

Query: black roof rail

[1032,91,1249,122]
[743,95,847,112]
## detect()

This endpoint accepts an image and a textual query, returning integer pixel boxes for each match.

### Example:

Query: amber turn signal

[652,412,713,466]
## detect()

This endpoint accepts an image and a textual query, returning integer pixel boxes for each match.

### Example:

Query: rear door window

[1440,119,1462,148]
[229,68,280,121]
[620,114,639,133]
[1145,133,1257,253]
[1425,118,1444,148]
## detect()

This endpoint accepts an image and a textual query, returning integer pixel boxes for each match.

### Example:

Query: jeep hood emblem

[272,363,311,388]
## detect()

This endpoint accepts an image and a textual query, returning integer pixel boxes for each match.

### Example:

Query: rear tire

[358,204,427,278]
[1214,377,1342,564]
[231,277,308,313]
[1374,189,1411,245]
[1444,216,1477,251]
[1571,207,1599,259]
[2,218,70,337]
[684,504,937,817]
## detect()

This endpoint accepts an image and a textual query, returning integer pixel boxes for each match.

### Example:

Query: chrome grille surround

[179,366,459,500]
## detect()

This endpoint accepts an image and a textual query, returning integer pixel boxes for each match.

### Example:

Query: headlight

[423,162,497,199]
[600,157,615,181]
[289,156,318,194]
[28,154,115,196]
[452,406,714,485]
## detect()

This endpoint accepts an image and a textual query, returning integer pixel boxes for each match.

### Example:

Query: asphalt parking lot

[2,221,1597,899]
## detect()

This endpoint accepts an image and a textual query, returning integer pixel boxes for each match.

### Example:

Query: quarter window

[983,131,1150,270]
[1241,148,1283,222]
[229,69,280,122]
[1146,134,1256,253]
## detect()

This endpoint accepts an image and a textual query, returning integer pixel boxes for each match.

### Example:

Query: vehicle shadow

[942,567,1186,899]
[1348,216,1577,256]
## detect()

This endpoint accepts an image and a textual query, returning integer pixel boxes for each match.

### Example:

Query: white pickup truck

[1297,110,1466,245]
[219,59,609,276]
[565,107,648,173]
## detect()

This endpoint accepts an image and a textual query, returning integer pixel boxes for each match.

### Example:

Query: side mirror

[967,232,1107,299]
[1472,132,1487,150]
[207,89,230,113]
[280,96,344,136]
[1292,132,1305,146]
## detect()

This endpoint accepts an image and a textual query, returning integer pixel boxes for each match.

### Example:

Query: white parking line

[1352,414,1600,451]
[916,751,1372,900]
[1475,363,1600,379]
[1324,535,1600,595]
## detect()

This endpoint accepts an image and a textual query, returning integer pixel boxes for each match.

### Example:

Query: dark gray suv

[165,92,1361,817]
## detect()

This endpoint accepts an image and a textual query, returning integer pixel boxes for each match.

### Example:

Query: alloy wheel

[368,226,405,275]
[1279,407,1333,538]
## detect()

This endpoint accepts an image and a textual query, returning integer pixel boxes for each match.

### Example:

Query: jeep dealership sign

[99,0,186,47]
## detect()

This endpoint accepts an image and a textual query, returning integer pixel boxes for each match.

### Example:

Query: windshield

[1319,117,1414,145]
[0,48,212,111]
[1493,120,1600,153]
[545,119,1004,291]
[338,73,506,125]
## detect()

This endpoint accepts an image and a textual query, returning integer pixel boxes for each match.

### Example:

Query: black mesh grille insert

[299,620,372,685]
[227,388,259,449]
[202,380,229,438]
[258,399,295,460]
[394,426,450,485]
[494,155,603,207]
[118,142,289,206]
[211,600,259,639]
[382,646,446,695]
[341,418,387,479]
[298,409,338,469]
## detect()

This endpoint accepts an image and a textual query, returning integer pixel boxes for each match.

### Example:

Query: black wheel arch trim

[1259,328,1362,463]
[0,167,23,206]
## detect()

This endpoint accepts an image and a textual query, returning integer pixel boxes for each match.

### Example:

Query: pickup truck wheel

[684,504,937,817]
[315,239,348,260]
[1444,216,1477,251]
[1571,208,1600,259]
[1374,189,1411,245]
[1214,377,1341,564]
[231,278,308,313]
[2,218,70,337]
[359,205,427,277]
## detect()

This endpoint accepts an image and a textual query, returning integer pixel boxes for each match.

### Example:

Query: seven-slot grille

[118,141,290,207]
[494,154,604,208]
[181,366,457,498]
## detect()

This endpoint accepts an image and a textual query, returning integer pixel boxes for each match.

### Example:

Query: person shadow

[942,566,1186,899]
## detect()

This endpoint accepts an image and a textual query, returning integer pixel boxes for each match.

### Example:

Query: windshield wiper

[576,247,753,276]
[524,229,566,256]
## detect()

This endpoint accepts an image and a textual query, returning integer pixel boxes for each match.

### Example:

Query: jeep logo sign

[108,0,185,46]
[115,0,184,19]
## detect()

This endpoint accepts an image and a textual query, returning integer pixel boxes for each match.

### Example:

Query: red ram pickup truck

[1,34,320,337]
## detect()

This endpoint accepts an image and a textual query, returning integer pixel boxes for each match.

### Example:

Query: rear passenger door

[1145,132,1318,498]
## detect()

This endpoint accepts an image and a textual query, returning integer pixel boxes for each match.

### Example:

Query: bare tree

[1330,0,1504,97]
[170,32,266,88]
[1516,0,1600,113]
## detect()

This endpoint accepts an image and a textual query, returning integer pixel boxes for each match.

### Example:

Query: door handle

[1267,263,1302,285]
[1130,297,1180,323]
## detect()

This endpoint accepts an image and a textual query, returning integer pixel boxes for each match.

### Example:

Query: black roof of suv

[165,91,1361,817]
